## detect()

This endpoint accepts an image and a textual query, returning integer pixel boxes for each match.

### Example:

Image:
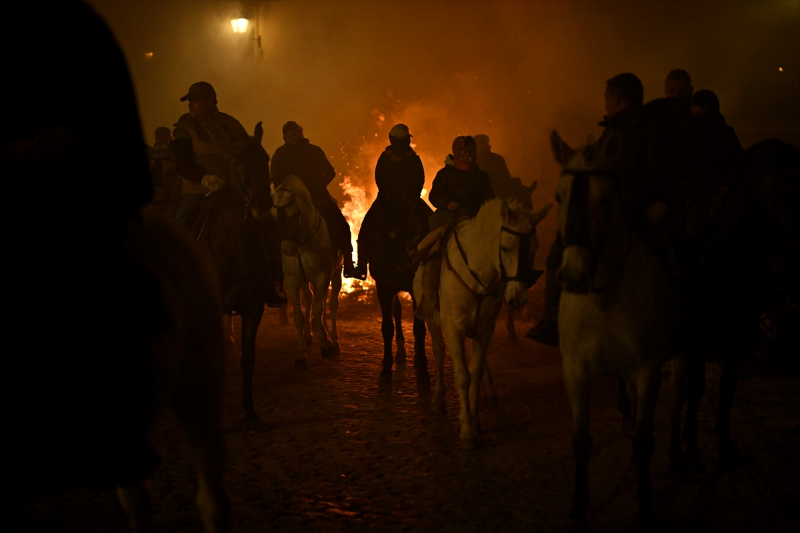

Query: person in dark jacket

[271,121,357,277]
[528,72,678,346]
[353,123,428,280]
[475,133,536,209]
[428,135,495,229]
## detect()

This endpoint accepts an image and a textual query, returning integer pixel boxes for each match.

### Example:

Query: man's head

[604,73,643,117]
[180,81,217,117]
[154,126,172,147]
[664,69,693,98]
[691,89,720,117]
[473,134,490,153]
[388,123,412,151]
[452,135,477,171]
[282,121,304,145]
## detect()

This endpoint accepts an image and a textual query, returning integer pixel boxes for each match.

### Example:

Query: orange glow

[144,52,154,59]
[778,67,783,72]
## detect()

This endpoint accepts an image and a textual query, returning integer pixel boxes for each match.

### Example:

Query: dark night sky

[88,0,799,241]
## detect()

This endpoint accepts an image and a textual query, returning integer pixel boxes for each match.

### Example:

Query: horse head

[551,129,622,294]
[225,121,272,218]
[271,176,316,244]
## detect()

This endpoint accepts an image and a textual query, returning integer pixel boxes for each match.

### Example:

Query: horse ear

[529,203,553,226]
[550,130,575,167]
[254,121,263,144]
[527,180,538,194]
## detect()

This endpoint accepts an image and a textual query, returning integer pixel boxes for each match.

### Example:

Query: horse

[413,198,551,449]
[366,193,433,382]
[272,175,343,367]
[192,122,274,421]
[13,212,231,533]
[550,130,678,519]
[668,139,800,475]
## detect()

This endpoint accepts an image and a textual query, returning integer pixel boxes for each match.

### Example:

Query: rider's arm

[428,170,450,209]
[315,146,336,186]
[408,155,425,198]
[169,138,204,183]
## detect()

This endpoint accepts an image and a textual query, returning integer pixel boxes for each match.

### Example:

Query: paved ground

[19,287,800,532]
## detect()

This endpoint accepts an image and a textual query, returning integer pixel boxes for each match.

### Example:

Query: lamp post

[230,4,262,59]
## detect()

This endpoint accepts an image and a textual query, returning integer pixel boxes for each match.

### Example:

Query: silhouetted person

[271,121,357,277]
[475,133,536,209]
[171,82,247,230]
[664,69,693,98]
[148,126,179,212]
[429,135,495,229]
[354,123,427,280]
[528,72,676,346]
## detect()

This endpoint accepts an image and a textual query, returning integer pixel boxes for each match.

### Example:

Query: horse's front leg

[482,357,498,406]
[411,295,429,380]
[286,281,308,368]
[506,304,518,343]
[632,366,662,517]
[444,323,475,449]
[310,274,333,358]
[563,359,592,521]
[240,306,264,420]
[328,264,342,356]
[393,295,406,363]
[468,329,494,436]
[377,283,395,379]
[301,283,313,348]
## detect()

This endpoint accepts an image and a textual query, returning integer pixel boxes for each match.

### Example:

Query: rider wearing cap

[271,121,358,278]
[428,135,495,230]
[171,81,286,307]
[353,123,429,280]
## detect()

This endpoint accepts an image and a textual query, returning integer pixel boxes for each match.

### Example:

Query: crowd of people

[147,69,742,334]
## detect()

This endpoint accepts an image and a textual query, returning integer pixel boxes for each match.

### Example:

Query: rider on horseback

[428,135,495,229]
[270,121,358,278]
[353,123,429,280]
[170,81,286,307]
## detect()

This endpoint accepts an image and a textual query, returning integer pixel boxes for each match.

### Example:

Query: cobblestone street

[20,288,800,532]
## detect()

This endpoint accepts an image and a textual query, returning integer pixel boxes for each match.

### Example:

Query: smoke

[89,0,800,250]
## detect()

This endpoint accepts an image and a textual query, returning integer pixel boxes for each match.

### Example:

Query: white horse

[414,199,552,449]
[551,130,678,520]
[272,176,343,367]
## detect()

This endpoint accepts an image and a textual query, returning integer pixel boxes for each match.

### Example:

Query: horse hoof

[379,369,392,384]
[460,436,478,450]
[295,358,307,370]
[321,345,334,359]
[416,367,431,380]
[333,343,341,356]
[396,346,407,364]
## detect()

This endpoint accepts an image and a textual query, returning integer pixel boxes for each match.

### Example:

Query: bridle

[560,168,631,293]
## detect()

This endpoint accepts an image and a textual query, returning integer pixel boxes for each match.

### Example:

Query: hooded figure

[428,135,495,229]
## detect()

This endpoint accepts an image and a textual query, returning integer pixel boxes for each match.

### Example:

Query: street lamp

[230,17,249,34]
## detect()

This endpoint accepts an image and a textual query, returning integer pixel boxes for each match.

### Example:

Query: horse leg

[170,381,231,533]
[468,331,493,436]
[302,283,313,348]
[506,304,518,344]
[430,325,446,412]
[287,283,308,368]
[329,267,342,356]
[411,295,429,379]
[716,334,744,466]
[444,324,475,449]
[377,283,395,379]
[393,295,407,364]
[310,275,333,358]
[669,355,689,475]
[240,306,263,420]
[117,483,154,533]
[278,304,290,326]
[563,362,592,521]
[682,353,708,474]
[632,367,661,517]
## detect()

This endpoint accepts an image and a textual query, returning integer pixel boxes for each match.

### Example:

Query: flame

[340,175,375,295]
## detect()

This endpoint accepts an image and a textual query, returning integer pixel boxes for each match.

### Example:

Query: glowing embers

[144,52,154,60]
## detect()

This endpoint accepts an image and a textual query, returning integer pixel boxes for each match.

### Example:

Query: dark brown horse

[192,122,275,420]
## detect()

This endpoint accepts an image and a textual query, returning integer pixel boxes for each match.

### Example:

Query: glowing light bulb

[231,18,249,34]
